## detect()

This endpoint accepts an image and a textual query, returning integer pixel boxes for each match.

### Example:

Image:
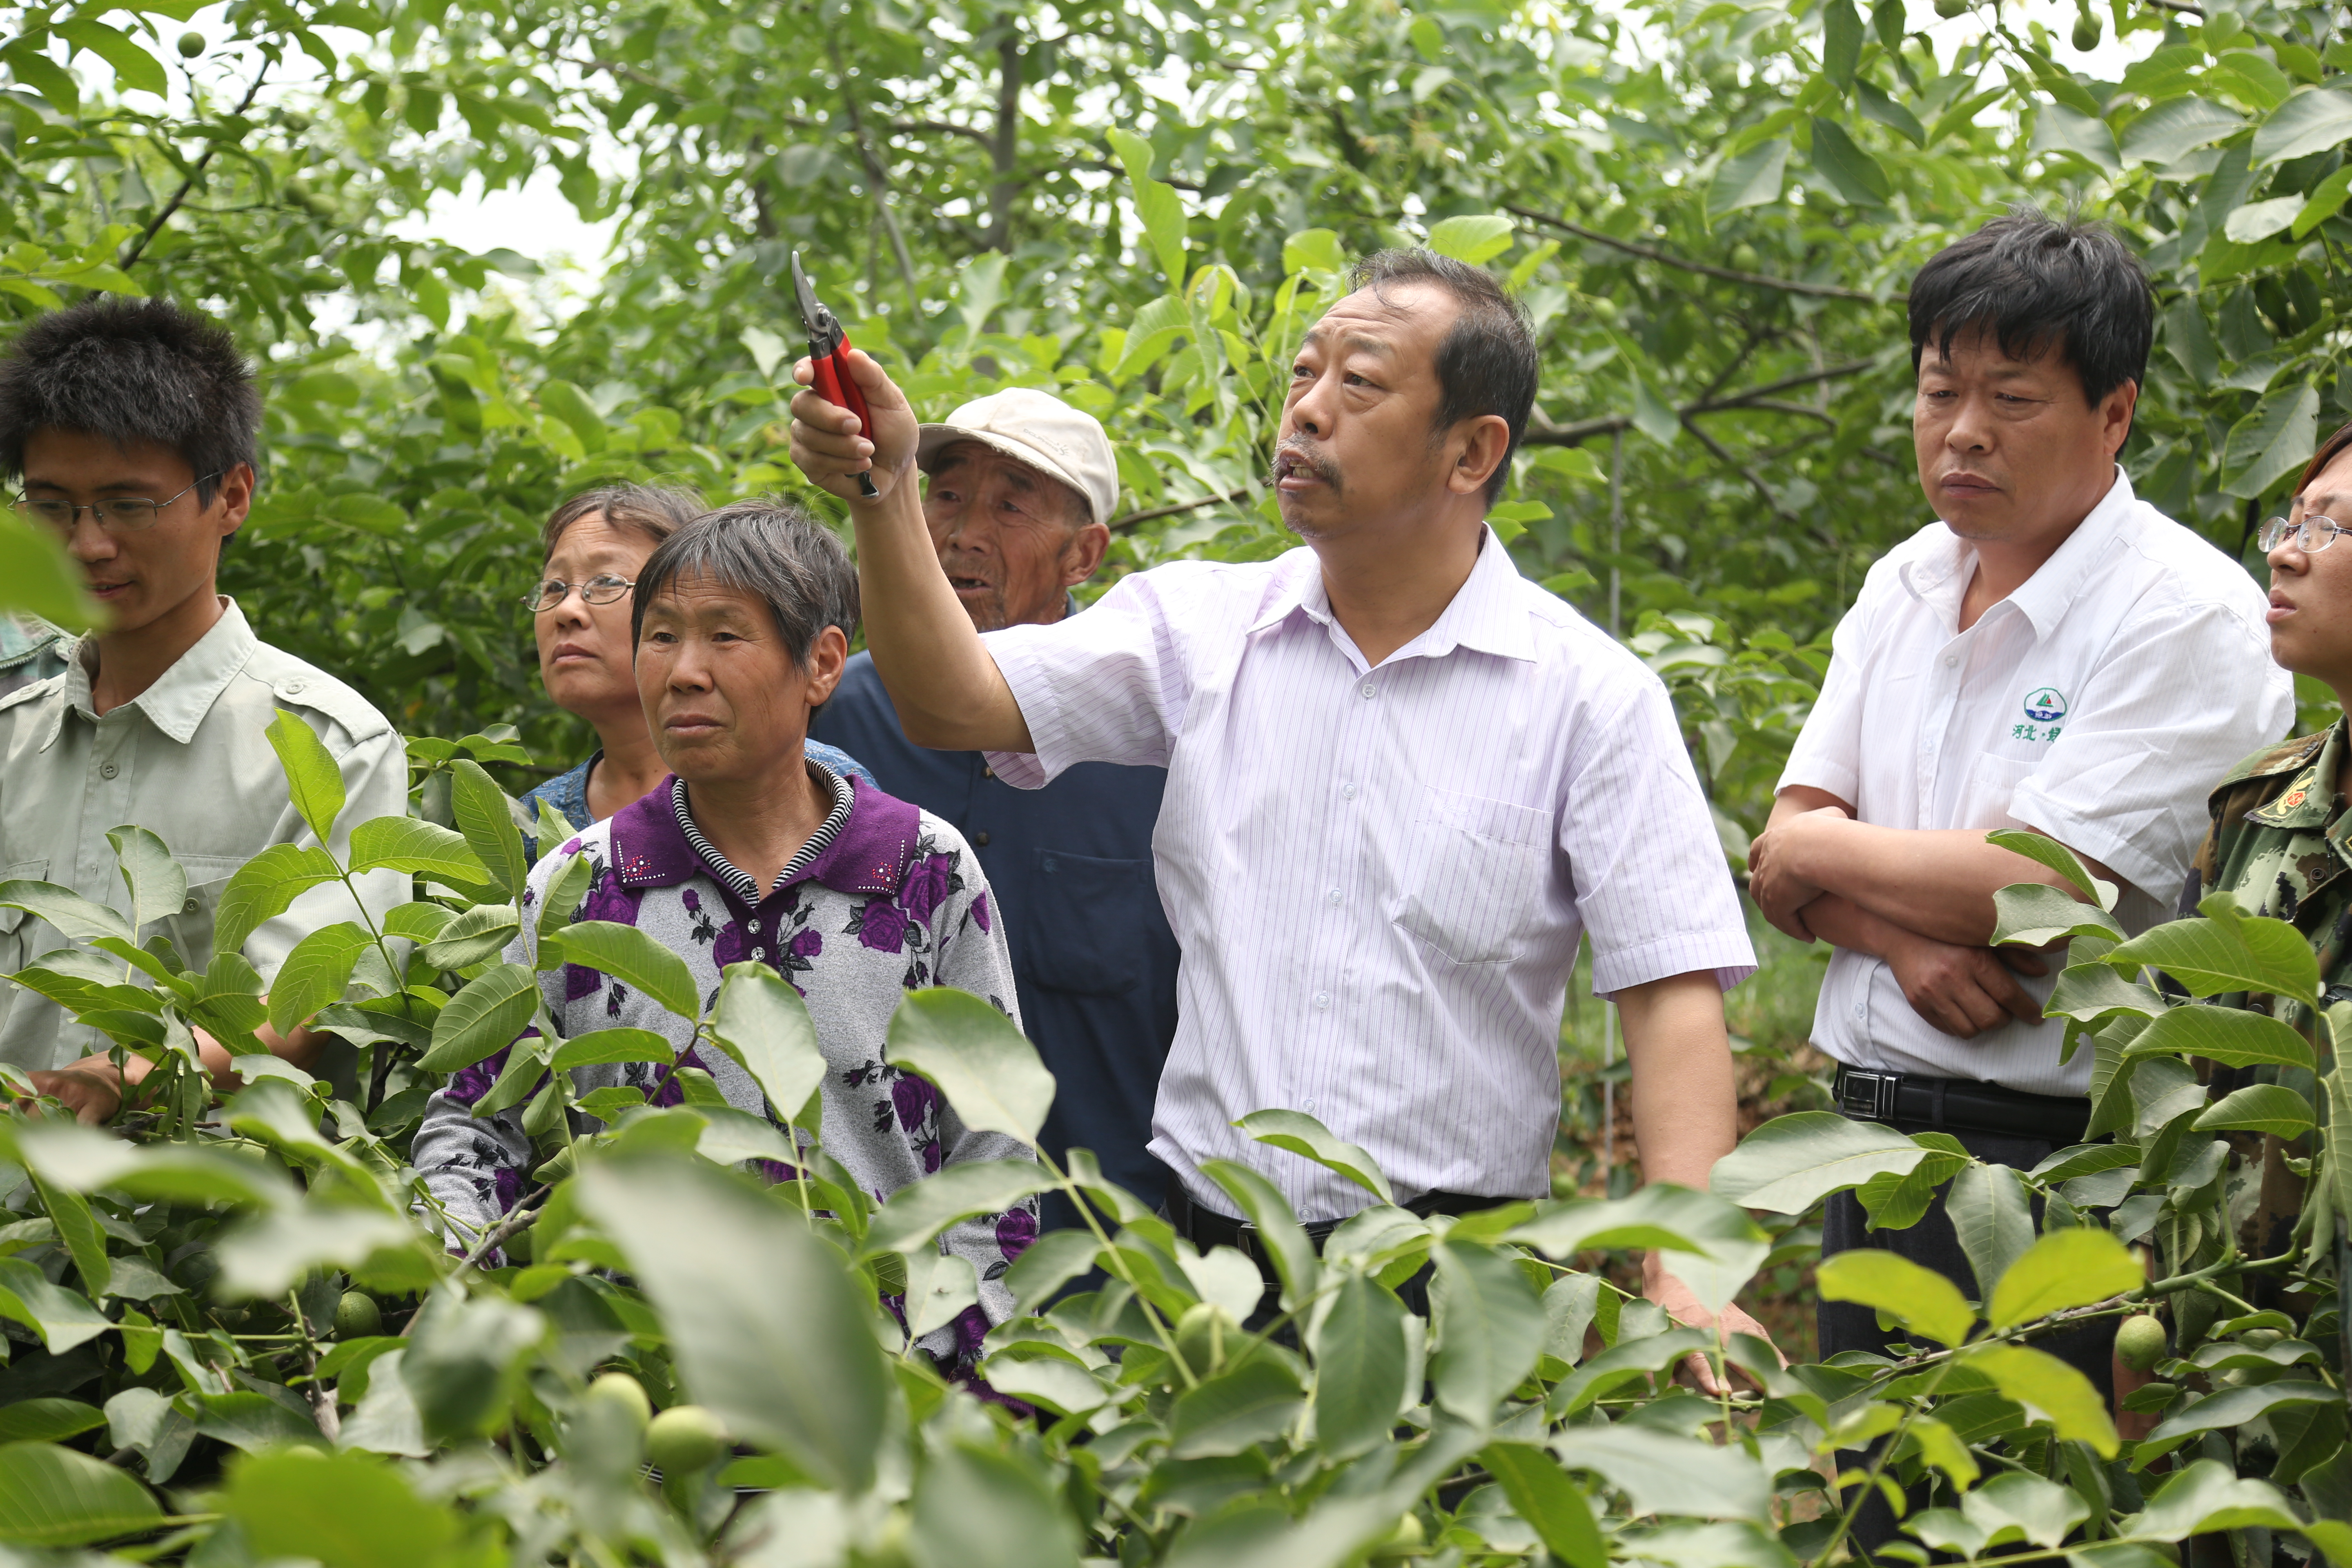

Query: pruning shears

[790,250,879,499]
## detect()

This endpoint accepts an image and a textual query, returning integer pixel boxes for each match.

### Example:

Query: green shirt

[0,600,409,1069]
[2186,717,2352,1024]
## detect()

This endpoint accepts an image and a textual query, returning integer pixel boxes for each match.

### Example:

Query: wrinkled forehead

[640,570,768,620]
[1304,281,1457,364]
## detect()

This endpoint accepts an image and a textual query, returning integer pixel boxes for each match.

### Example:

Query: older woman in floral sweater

[412,499,1036,1367]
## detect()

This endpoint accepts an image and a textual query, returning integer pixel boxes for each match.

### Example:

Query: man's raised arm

[788,350,1033,754]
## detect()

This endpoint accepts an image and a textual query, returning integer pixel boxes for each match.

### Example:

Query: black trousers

[1819,1119,2117,1556]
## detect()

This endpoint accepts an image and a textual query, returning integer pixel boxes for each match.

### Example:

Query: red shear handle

[809,337,879,497]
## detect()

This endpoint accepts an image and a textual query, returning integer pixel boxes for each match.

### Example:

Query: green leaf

[103,826,187,935]
[547,921,699,1020]
[2254,86,2352,167]
[1986,829,2116,907]
[1282,228,1347,273]
[2121,1003,2315,1069]
[1169,1355,1305,1458]
[1820,0,1861,87]
[2150,1383,2343,1442]
[2193,1081,2316,1138]
[1855,80,1925,145]
[1198,1159,1319,1311]
[415,963,539,1073]
[224,1448,457,1568]
[2129,1457,2305,1541]
[2120,96,2243,165]
[1808,117,1890,203]
[213,845,341,956]
[706,962,827,1124]
[265,709,346,845]
[1816,1248,1974,1348]
[1483,1443,1605,1568]
[192,1390,323,1452]
[0,880,134,947]
[1991,882,2123,947]
[862,1159,1041,1256]
[1549,1427,1771,1521]
[1508,1184,1768,1315]
[1003,1230,1101,1312]
[347,817,487,885]
[1909,1415,1982,1492]
[0,514,95,629]
[2028,102,2122,175]
[31,1177,107,1300]
[886,987,1056,1146]
[2102,894,2319,1003]
[2225,195,2305,244]
[2043,961,2163,1026]
[1429,1241,1546,1419]
[1948,1163,2034,1300]
[2293,164,2352,238]
[55,19,166,96]
[2223,382,2321,500]
[1964,1343,2119,1456]
[266,921,372,1037]
[417,901,517,971]
[1,41,80,115]
[1987,1227,2143,1328]
[547,1027,672,1071]
[0,1260,109,1352]
[1709,1110,1925,1212]
[1426,214,1515,265]
[909,1439,1082,1568]
[1706,138,1788,218]
[535,379,608,453]
[1233,1109,1393,1203]
[1630,374,1680,448]
[581,1154,889,1490]
[1311,1273,1408,1458]
[448,761,529,900]
[1107,127,1187,293]
[0,1403,101,1446]
[0,1441,160,1547]
[534,852,595,955]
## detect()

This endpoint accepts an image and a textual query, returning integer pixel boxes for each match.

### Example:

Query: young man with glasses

[0,296,407,1118]
[1745,212,2291,1543]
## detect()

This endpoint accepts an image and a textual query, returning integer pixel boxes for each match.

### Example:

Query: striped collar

[601,765,922,901]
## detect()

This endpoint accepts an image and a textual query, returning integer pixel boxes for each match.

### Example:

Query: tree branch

[1109,486,1253,532]
[121,60,271,270]
[984,36,1022,252]
[1521,356,1879,446]
[1503,202,1902,303]
[828,34,919,313]
[1681,413,1795,521]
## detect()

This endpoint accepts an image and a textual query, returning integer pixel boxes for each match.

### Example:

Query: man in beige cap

[810,385,1180,1237]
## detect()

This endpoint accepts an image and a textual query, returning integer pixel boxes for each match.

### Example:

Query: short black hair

[0,296,259,509]
[1348,248,1539,507]
[1908,210,2152,406]
[631,498,860,669]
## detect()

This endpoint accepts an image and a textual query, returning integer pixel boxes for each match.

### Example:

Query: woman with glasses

[519,485,870,851]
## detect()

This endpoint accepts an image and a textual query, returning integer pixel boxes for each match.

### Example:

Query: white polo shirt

[1779,470,2292,1096]
[982,527,1756,1220]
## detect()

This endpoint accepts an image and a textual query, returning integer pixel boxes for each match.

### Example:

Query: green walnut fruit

[176,31,203,57]
[2115,1314,2168,1372]
[1174,1302,1233,1380]
[584,1372,651,1434]
[646,1404,727,1475]
[1933,0,1969,17]
[1372,1514,1425,1560]
[333,1290,383,1340]
[1730,243,1760,273]
[2071,11,2101,50]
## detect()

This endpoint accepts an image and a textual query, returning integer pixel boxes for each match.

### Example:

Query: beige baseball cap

[915,388,1120,527]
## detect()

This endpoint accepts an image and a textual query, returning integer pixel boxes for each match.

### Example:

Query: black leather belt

[1164,1179,1514,1278]
[1835,1065,2093,1146]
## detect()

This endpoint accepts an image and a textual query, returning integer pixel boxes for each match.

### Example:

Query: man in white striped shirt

[789,249,1769,1360]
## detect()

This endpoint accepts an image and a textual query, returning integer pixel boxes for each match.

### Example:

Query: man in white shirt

[791,248,1774,1364]
[1749,214,2290,1497]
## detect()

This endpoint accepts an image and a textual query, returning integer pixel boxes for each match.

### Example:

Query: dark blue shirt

[813,650,1178,1223]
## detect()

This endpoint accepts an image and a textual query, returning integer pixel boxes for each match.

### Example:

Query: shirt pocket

[1393,788,1555,966]
[163,855,249,971]
[1957,751,2042,831]
[1022,850,1154,997]
[0,858,49,976]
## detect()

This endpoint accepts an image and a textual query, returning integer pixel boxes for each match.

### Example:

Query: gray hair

[629,498,860,666]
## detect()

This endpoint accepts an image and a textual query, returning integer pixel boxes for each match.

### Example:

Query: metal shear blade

[788,250,842,357]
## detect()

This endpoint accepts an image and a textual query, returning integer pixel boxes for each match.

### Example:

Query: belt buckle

[1840,1068,1901,1123]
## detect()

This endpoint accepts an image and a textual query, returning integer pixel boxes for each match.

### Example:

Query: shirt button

[99,763,117,779]
[1304,1097,1317,1113]
[1341,783,1358,800]
[975,831,991,846]
[748,919,761,934]
[1326,888,1341,906]
[282,678,307,695]
[1313,991,1330,1009]
[1853,1002,1866,1019]
[982,766,995,779]
[1943,655,1958,668]
[1360,683,1376,699]
[181,897,197,914]
[1042,855,1057,872]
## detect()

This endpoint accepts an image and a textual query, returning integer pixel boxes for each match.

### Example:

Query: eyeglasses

[11,474,219,534]
[525,574,635,612]
[2258,515,2351,555]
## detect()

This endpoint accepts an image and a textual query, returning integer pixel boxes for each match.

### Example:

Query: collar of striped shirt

[582,765,921,902]
[670,765,853,903]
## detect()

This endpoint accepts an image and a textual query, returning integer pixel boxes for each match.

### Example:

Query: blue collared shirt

[812,649,1178,1219]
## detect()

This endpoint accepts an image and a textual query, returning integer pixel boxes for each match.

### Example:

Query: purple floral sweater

[411,771,1038,1361]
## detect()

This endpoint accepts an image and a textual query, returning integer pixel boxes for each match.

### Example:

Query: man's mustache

[1271,439,1342,494]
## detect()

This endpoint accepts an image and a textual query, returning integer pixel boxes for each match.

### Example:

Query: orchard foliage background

[0,0,2348,1563]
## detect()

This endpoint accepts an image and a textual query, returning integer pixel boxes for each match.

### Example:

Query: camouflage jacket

[0,615,65,702]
